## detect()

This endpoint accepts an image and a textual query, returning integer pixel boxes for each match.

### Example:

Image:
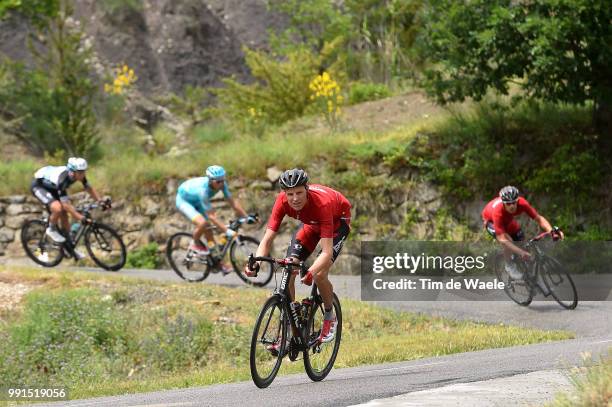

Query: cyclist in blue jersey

[176,165,255,269]
[31,157,103,247]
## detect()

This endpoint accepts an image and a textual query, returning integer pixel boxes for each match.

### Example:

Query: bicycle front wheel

[303,293,342,382]
[230,235,273,287]
[21,219,64,267]
[85,223,126,271]
[494,253,533,306]
[165,232,210,282]
[540,255,578,310]
[250,295,287,388]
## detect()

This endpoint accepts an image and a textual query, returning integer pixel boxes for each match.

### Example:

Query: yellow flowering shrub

[309,71,343,131]
[104,64,137,95]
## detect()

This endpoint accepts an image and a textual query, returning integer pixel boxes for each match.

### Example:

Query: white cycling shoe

[505,261,523,280]
[45,226,66,243]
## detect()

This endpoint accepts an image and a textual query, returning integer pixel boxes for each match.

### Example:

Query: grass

[0,265,573,401]
[547,352,611,407]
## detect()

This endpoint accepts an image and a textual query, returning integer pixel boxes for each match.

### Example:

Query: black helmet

[499,185,519,203]
[279,168,309,189]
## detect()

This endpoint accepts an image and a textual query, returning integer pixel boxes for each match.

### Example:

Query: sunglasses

[211,179,225,183]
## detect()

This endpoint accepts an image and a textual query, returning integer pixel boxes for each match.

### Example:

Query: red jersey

[482,196,538,235]
[267,184,351,238]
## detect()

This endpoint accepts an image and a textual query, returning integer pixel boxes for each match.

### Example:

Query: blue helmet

[206,165,226,181]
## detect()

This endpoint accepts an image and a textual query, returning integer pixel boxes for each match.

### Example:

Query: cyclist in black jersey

[31,157,103,246]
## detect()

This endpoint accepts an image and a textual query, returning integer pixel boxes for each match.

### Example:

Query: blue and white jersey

[176,177,232,213]
[33,165,89,198]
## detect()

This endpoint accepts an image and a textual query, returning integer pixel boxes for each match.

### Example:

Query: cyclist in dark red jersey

[482,185,563,279]
[246,168,351,344]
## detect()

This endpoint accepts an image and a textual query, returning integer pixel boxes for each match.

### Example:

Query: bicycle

[494,228,578,309]
[165,214,273,286]
[247,254,342,388]
[20,198,127,271]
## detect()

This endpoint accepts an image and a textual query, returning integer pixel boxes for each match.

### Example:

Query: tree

[419,0,612,139]
[0,0,99,157]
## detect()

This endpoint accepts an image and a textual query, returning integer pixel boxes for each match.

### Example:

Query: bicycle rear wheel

[494,253,533,306]
[540,255,578,309]
[303,293,342,382]
[230,236,273,287]
[20,219,64,267]
[85,223,126,271]
[250,295,287,388]
[165,232,211,282]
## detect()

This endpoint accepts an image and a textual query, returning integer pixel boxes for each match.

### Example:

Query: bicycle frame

[250,255,321,352]
[38,201,107,258]
[196,218,250,265]
[518,231,558,295]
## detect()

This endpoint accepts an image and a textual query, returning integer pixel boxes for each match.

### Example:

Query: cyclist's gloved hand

[245,262,259,277]
[225,229,236,238]
[246,215,257,224]
[520,252,532,262]
[301,270,314,286]
[80,217,92,225]
[551,227,563,241]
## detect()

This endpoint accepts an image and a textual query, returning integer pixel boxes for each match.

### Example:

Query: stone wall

[0,177,363,274]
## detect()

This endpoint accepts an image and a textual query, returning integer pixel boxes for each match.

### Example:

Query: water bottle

[219,234,227,246]
[70,222,80,241]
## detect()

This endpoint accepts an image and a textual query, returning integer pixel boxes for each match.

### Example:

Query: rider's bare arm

[60,200,86,222]
[497,233,530,258]
[307,237,333,276]
[535,215,564,239]
[85,185,101,202]
[535,215,552,232]
[256,228,276,258]
[206,211,228,233]
[227,197,248,218]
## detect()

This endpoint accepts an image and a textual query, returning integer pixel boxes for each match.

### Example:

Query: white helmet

[67,157,88,171]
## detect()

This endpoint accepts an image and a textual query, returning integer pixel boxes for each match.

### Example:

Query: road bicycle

[247,254,342,388]
[20,198,126,271]
[494,228,578,309]
[165,214,273,286]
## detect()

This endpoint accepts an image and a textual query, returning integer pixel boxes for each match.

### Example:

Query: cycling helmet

[279,168,308,189]
[67,157,88,171]
[206,165,226,180]
[499,185,519,203]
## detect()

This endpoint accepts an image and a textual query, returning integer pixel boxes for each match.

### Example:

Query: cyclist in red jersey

[482,185,563,279]
[246,168,351,344]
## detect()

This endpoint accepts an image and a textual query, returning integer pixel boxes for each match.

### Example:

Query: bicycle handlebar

[77,198,112,216]
[247,254,307,277]
[228,213,259,231]
[528,227,563,244]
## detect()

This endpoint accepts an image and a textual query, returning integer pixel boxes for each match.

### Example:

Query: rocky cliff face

[0,0,286,95]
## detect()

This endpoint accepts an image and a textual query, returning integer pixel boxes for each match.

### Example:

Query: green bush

[0,159,39,196]
[0,2,100,159]
[348,82,392,104]
[415,100,602,204]
[0,289,129,385]
[212,39,346,130]
[138,312,213,371]
[126,243,163,269]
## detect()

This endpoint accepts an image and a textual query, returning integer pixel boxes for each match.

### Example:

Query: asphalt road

[7,261,610,407]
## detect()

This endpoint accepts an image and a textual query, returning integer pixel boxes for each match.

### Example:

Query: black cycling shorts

[30,180,60,209]
[486,221,524,242]
[286,219,351,263]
